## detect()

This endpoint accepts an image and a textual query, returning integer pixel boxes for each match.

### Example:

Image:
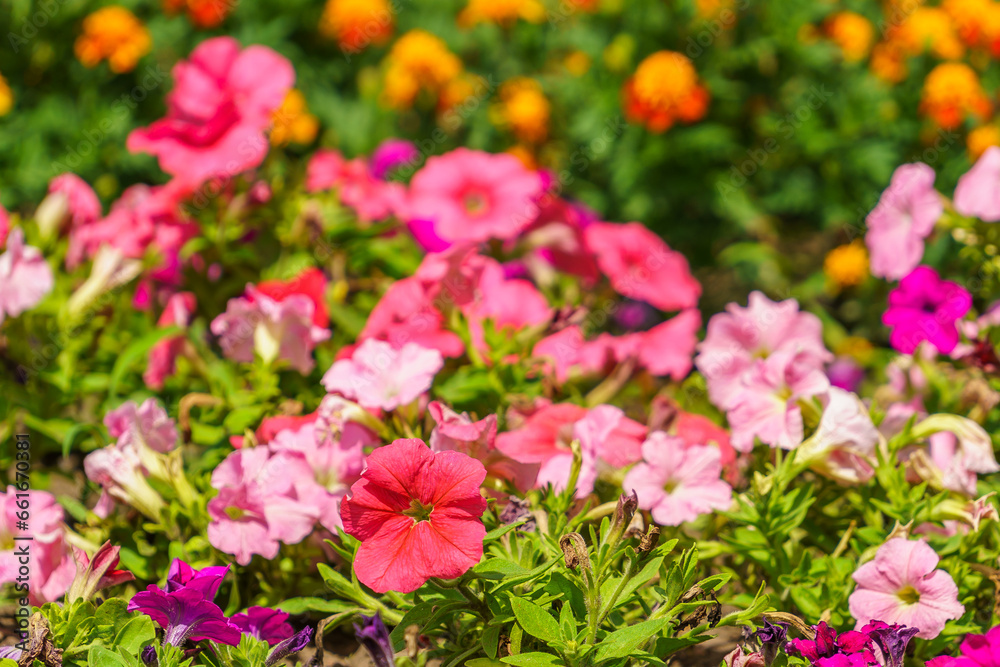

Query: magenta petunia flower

[882,266,972,355]
[321,338,443,411]
[583,221,701,312]
[404,148,544,243]
[340,438,488,593]
[695,291,831,411]
[786,621,877,667]
[127,37,293,188]
[865,163,942,280]
[623,432,732,526]
[848,538,964,639]
[164,559,230,600]
[211,285,331,374]
[0,228,54,325]
[955,146,1000,223]
[230,606,294,645]
[926,624,1000,667]
[128,586,241,647]
[370,139,419,179]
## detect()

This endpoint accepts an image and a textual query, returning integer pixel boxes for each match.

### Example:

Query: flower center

[897,585,920,605]
[663,479,680,494]
[402,499,434,523]
[225,506,246,520]
[464,191,488,216]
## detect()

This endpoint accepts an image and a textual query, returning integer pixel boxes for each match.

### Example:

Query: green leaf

[114,615,156,654]
[107,327,181,398]
[278,597,357,615]
[474,558,529,580]
[558,600,576,641]
[501,652,564,667]
[87,645,132,667]
[484,520,527,542]
[388,602,436,649]
[510,597,561,641]
[483,625,501,659]
[467,660,507,667]
[594,618,672,663]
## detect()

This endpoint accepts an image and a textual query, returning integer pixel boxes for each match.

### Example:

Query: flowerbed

[5,3,1000,667]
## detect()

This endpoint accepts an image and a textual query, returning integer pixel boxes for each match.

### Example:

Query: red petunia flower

[340,438,488,593]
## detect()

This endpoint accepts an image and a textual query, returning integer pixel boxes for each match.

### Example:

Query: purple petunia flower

[164,559,230,601]
[265,626,313,667]
[882,266,972,355]
[861,621,919,667]
[141,645,158,666]
[354,615,395,667]
[127,586,241,647]
[230,607,294,645]
[0,646,23,661]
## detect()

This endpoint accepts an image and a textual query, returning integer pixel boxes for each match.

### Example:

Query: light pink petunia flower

[848,538,964,639]
[623,433,733,526]
[583,221,701,312]
[865,163,943,280]
[105,398,178,454]
[727,350,831,451]
[0,228,54,325]
[695,291,831,411]
[1,488,79,605]
[211,285,331,374]
[955,146,1000,223]
[321,338,443,411]
[127,37,293,188]
[797,388,880,485]
[404,148,544,243]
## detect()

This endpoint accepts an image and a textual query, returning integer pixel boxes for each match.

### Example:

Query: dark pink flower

[340,438,488,593]
[128,586,241,647]
[128,37,293,187]
[144,292,197,390]
[927,624,1000,667]
[370,139,419,179]
[882,266,972,354]
[230,607,294,645]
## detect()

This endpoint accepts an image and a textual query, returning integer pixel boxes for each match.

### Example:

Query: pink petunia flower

[145,292,197,390]
[623,432,732,526]
[127,37,294,187]
[321,338,443,410]
[211,285,331,373]
[583,221,701,312]
[357,276,465,357]
[0,487,76,605]
[727,350,831,451]
[340,438,488,593]
[370,138,419,179]
[955,146,1000,223]
[907,414,1000,496]
[848,538,964,639]
[461,257,552,351]
[306,149,406,222]
[696,291,832,411]
[883,266,972,355]
[404,148,544,243]
[797,388,880,485]
[865,163,943,280]
[0,227,54,325]
[105,398,178,454]
[37,173,102,238]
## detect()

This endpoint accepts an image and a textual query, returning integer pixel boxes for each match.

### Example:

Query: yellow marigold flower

[438,75,481,114]
[824,12,875,62]
[968,125,1000,160]
[381,30,462,109]
[824,241,869,287]
[319,0,394,52]
[270,90,319,146]
[458,0,546,27]
[920,62,991,129]
[0,73,12,116]
[892,7,964,60]
[564,50,591,76]
[623,51,710,132]
[495,78,550,144]
[74,7,151,74]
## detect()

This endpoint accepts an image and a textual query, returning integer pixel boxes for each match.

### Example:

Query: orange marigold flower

[271,90,319,146]
[824,11,875,62]
[458,0,546,26]
[943,0,993,47]
[319,0,394,52]
[968,125,1000,160]
[495,78,550,144]
[824,241,869,288]
[74,7,152,74]
[163,0,233,28]
[920,62,991,129]
[890,7,964,60]
[564,50,591,76]
[982,3,1000,56]
[696,0,737,25]
[0,73,12,116]
[623,51,709,132]
[381,30,462,109]
[870,41,907,83]
[506,144,538,170]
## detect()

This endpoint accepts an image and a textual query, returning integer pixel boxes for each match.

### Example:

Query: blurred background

[0,0,991,318]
